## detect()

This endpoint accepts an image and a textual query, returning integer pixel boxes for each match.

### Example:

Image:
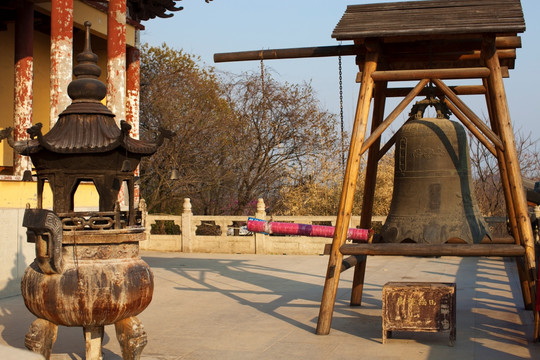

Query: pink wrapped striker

[247,217,371,242]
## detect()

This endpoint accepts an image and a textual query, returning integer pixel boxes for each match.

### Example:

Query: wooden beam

[213,36,520,64]
[214,45,363,63]
[371,67,490,81]
[340,243,526,257]
[380,36,521,52]
[382,85,486,97]
[341,255,362,272]
[316,40,379,336]
[380,49,515,67]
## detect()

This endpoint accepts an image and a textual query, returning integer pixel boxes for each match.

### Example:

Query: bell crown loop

[408,96,452,121]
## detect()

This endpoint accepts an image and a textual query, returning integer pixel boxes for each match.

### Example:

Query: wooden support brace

[360,79,428,155]
[441,98,497,156]
[432,78,504,151]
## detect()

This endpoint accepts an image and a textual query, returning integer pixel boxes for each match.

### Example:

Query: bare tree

[139,44,341,215]
[469,128,540,216]
[221,71,340,214]
[139,44,235,214]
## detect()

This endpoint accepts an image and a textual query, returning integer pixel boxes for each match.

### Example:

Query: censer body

[21,228,153,327]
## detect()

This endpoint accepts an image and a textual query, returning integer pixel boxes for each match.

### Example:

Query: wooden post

[349,81,386,306]
[482,77,532,310]
[316,40,379,335]
[481,35,537,325]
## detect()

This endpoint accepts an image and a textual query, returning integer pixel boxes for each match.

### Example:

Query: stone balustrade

[140,198,515,255]
[140,198,386,255]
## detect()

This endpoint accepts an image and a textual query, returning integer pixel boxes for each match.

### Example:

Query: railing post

[254,198,266,254]
[182,198,193,252]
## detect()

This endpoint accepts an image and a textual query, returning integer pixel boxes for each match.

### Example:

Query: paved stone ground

[0,251,537,359]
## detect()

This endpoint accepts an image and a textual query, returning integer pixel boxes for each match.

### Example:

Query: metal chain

[260,57,265,96]
[260,57,266,120]
[338,53,345,172]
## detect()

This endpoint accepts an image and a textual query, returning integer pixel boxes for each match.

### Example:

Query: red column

[126,43,140,138]
[50,0,73,127]
[13,1,34,177]
[107,0,127,124]
[126,40,140,203]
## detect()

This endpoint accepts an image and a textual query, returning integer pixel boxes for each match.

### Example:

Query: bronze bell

[381,98,491,244]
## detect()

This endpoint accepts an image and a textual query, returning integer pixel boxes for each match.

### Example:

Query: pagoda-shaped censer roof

[2,21,173,214]
[17,21,172,156]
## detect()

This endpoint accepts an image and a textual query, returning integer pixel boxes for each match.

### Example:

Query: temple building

[0,0,183,296]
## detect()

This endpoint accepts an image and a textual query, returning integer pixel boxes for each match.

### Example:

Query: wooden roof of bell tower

[332,0,525,72]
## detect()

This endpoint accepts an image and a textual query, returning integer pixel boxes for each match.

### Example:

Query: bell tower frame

[316,0,537,341]
[213,0,538,341]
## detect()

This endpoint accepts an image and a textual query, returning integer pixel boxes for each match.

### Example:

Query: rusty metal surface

[21,254,153,327]
[382,282,456,346]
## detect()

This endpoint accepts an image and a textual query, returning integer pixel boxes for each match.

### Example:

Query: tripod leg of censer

[25,318,58,360]
[83,325,104,360]
[115,316,148,360]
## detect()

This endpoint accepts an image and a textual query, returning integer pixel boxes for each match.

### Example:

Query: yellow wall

[0,24,15,167]
[0,180,99,210]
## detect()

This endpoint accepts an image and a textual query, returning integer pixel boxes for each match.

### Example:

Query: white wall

[0,209,35,299]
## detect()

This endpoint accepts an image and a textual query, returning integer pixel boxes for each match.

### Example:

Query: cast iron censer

[2,22,173,359]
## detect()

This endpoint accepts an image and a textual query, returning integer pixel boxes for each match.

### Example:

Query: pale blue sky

[141,0,539,138]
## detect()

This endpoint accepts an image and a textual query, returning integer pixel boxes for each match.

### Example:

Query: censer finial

[67,21,107,103]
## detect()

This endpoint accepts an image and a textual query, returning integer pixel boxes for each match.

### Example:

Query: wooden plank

[340,243,526,257]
